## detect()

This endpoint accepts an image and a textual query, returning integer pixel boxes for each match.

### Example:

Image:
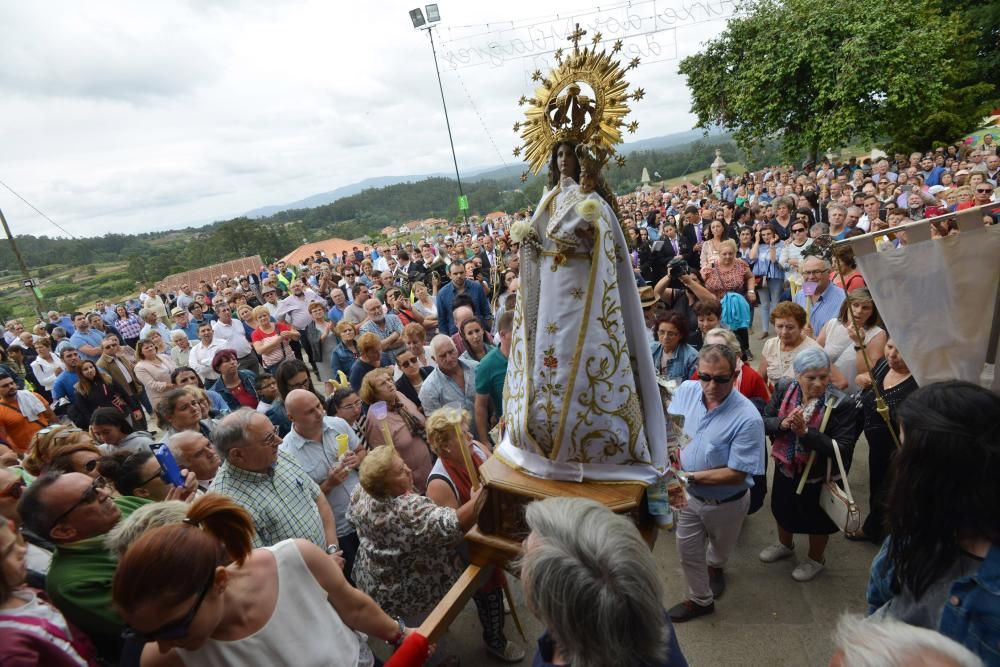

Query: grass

[0,261,135,321]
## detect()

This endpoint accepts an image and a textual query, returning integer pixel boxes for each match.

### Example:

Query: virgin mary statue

[497,142,667,483]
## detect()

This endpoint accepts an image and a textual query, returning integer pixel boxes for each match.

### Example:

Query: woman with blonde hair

[134,338,177,419]
[359,368,432,494]
[423,407,523,661]
[410,279,439,337]
[23,425,102,477]
[330,319,360,381]
[112,493,399,666]
[250,305,298,373]
[402,322,433,368]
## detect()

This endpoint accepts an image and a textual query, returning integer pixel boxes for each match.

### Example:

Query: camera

[667,256,690,278]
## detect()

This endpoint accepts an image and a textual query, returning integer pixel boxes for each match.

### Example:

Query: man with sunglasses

[666,344,765,623]
[18,471,149,660]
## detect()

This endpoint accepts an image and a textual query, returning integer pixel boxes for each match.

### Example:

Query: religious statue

[501,29,667,484]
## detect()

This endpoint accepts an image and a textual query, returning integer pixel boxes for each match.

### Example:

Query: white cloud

[0,0,729,237]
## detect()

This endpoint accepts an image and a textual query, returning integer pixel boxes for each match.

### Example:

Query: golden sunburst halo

[516,45,637,175]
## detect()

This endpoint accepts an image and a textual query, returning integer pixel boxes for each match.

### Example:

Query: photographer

[653,257,718,340]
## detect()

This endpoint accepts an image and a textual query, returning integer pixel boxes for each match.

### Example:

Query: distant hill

[243,127,728,218]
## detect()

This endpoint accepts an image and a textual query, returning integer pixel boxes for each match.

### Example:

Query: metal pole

[426,26,468,224]
[0,205,45,320]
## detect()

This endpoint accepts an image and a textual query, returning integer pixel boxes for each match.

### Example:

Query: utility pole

[425,23,469,224]
[0,205,45,320]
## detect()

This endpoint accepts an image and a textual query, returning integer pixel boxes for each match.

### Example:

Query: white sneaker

[792,558,826,582]
[759,543,795,563]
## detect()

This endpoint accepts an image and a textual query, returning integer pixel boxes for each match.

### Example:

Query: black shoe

[667,599,715,623]
[708,566,726,599]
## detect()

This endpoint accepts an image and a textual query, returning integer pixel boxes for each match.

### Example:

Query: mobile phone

[152,443,186,487]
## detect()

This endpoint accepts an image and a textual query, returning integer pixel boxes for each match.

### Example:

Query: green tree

[678,0,985,161]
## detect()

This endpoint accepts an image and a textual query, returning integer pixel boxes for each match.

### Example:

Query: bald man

[280,389,364,577]
[168,430,221,491]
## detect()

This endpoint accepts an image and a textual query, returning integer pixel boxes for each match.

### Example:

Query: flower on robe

[575,199,602,223]
[510,220,533,242]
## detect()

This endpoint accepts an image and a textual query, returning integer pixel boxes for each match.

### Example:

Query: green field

[0,261,134,323]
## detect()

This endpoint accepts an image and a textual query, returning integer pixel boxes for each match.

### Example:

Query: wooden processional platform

[418,456,649,642]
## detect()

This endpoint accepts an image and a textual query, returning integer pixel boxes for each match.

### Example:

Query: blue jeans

[756,277,785,335]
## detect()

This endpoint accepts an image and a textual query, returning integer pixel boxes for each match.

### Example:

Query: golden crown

[513,24,644,181]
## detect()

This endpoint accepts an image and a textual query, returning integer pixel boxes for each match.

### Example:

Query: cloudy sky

[0,0,730,237]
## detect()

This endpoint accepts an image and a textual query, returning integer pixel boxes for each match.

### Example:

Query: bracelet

[390,617,406,646]
[853,345,862,351]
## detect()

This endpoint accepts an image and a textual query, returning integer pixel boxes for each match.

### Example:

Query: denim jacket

[650,342,698,384]
[869,540,1000,664]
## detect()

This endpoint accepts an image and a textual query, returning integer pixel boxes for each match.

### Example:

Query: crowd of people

[0,135,996,666]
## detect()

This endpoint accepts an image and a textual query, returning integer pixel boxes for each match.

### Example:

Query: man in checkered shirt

[209,408,341,551]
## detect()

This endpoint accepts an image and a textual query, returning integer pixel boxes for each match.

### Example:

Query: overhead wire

[0,178,79,238]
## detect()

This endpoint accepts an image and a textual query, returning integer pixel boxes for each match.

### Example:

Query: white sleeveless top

[176,539,371,667]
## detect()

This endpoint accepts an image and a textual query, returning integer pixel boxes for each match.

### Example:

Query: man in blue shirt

[68,314,105,362]
[794,255,846,336]
[51,347,82,404]
[667,343,765,622]
[436,261,492,335]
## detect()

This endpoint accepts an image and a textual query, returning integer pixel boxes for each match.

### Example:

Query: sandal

[844,530,870,542]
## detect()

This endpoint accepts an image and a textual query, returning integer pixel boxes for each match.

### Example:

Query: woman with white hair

[169,330,192,368]
[759,347,858,582]
[520,496,688,667]
[830,614,983,667]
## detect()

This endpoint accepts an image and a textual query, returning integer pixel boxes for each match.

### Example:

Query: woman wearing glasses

[394,349,432,411]
[23,425,102,478]
[112,493,401,667]
[779,219,813,289]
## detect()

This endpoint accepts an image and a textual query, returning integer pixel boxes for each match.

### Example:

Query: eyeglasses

[0,478,25,499]
[123,571,215,643]
[801,269,826,277]
[47,477,107,535]
[698,373,733,384]
[339,400,362,411]
[134,464,166,490]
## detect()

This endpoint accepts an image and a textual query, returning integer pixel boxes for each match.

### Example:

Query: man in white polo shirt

[212,303,261,375]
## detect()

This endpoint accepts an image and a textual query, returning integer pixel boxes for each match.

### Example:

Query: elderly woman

[424,408,524,662]
[348,445,482,632]
[22,425,102,478]
[330,320,360,381]
[701,239,755,354]
[156,387,214,440]
[169,330,192,368]
[758,302,822,386]
[326,387,368,451]
[411,280,439,337]
[89,406,154,455]
[402,322,434,368]
[394,348,432,411]
[851,337,917,543]
[133,338,177,419]
[760,348,858,582]
[816,288,886,394]
[29,337,65,399]
[520,497,688,667]
[650,311,698,384]
[866,382,999,662]
[349,332,383,393]
[359,368,432,494]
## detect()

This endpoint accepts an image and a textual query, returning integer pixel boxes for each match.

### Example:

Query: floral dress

[347,487,463,620]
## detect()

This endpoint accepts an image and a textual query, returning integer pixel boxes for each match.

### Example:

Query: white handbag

[819,439,862,533]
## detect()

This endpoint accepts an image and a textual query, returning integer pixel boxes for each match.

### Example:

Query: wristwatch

[325,543,340,555]
[391,617,406,646]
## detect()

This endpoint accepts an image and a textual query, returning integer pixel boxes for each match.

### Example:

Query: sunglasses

[698,373,734,384]
[47,476,108,535]
[0,478,25,500]
[399,357,419,367]
[791,227,806,233]
[976,188,993,193]
[123,572,215,643]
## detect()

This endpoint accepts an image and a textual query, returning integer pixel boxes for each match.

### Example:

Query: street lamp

[409,4,468,223]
